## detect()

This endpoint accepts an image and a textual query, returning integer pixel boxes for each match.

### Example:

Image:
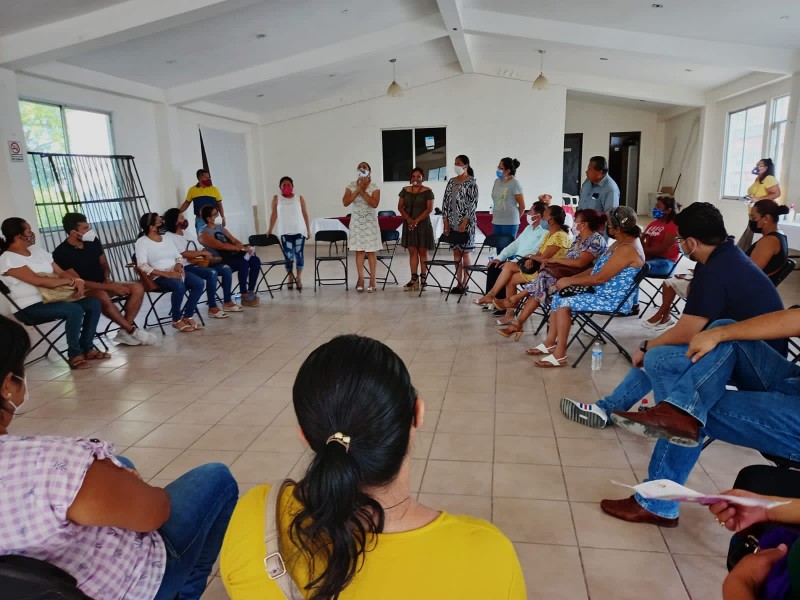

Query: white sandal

[526,343,556,356]
[208,309,229,319]
[535,354,567,368]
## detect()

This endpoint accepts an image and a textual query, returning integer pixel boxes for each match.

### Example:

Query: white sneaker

[131,328,158,345]
[115,329,140,346]
[560,398,608,429]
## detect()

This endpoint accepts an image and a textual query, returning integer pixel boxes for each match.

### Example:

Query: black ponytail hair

[137,213,158,238]
[0,315,30,387]
[455,154,474,177]
[290,334,417,599]
[546,205,569,233]
[500,157,520,177]
[0,218,27,254]
[758,158,776,183]
[163,208,181,234]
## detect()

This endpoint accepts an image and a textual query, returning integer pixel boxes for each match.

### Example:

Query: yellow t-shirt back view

[221,484,526,600]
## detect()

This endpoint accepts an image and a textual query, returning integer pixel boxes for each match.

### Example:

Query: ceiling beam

[463,9,799,75]
[166,14,448,105]
[705,72,790,104]
[0,0,261,69]
[435,0,473,74]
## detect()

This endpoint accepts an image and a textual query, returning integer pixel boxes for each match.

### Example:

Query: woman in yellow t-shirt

[738,158,782,250]
[220,335,526,600]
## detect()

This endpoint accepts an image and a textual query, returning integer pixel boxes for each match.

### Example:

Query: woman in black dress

[398,167,435,291]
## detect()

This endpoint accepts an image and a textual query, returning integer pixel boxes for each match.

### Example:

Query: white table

[310,217,349,238]
[779,221,800,251]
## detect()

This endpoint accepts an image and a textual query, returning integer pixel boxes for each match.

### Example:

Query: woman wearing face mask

[198,205,261,306]
[0,217,102,370]
[0,316,239,600]
[398,167,435,291]
[641,195,681,276]
[136,212,205,332]
[744,199,789,283]
[441,155,479,294]
[491,158,525,253]
[737,158,782,251]
[496,209,608,343]
[343,161,382,292]
[163,208,241,317]
[268,176,310,291]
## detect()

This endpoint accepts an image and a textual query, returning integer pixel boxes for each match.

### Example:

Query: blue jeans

[185,264,233,307]
[116,457,238,600]
[645,257,676,277]
[634,319,800,518]
[225,255,260,295]
[281,234,305,272]
[492,224,518,253]
[155,273,204,322]
[17,297,102,359]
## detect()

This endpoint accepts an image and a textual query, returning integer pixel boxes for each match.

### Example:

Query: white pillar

[0,68,36,227]
[780,72,800,202]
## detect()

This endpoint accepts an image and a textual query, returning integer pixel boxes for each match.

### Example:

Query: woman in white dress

[342,161,382,292]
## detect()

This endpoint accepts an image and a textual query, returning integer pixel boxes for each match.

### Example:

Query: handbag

[541,263,585,279]
[517,256,540,275]
[263,480,304,599]
[214,230,246,261]
[558,284,595,297]
[727,524,800,599]
[36,273,78,304]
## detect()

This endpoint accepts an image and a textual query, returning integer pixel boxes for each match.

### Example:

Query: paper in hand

[612,479,792,509]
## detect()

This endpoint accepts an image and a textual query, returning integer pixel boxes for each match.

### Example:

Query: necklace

[383,496,411,510]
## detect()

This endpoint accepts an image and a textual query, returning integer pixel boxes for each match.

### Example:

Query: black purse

[517,256,540,275]
[558,284,595,297]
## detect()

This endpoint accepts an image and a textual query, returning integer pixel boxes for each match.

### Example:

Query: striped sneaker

[560,398,608,429]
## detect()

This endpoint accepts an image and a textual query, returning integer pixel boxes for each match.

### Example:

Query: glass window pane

[775,95,790,122]
[65,108,114,155]
[739,104,766,195]
[414,127,447,181]
[382,129,413,182]
[723,110,746,197]
[18,100,67,153]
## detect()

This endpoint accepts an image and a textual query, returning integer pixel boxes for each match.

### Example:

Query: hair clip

[325,432,351,453]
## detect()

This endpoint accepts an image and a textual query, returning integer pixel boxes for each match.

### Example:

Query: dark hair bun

[779,205,791,215]
[513,159,520,169]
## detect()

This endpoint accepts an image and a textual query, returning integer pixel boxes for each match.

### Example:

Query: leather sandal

[68,355,90,370]
[526,343,556,356]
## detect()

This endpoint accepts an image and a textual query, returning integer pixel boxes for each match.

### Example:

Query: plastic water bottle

[591,341,603,371]
[638,398,650,412]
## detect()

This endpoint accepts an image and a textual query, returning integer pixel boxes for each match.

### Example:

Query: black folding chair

[0,555,92,600]
[459,233,515,303]
[377,210,397,217]
[249,234,291,298]
[637,256,682,319]
[565,264,650,368]
[770,258,796,287]
[131,258,205,335]
[314,230,349,290]
[374,229,399,290]
[418,231,468,301]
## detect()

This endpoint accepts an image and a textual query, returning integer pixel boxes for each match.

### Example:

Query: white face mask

[80,229,98,243]
[214,215,223,226]
[4,374,28,415]
[571,223,583,236]
[357,168,370,179]
[454,165,465,176]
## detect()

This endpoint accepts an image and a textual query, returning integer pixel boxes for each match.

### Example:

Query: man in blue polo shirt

[577,156,620,214]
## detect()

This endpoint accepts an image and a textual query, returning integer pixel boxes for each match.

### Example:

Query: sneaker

[115,329,140,346]
[131,328,158,346]
[560,397,608,429]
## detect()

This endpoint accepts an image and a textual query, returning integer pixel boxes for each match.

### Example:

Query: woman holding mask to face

[398,167,435,291]
[737,158,782,251]
[343,161,382,292]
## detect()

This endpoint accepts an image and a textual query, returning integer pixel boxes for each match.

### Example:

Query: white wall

[260,74,566,226]
[565,98,664,214]
[0,68,36,225]
[661,108,702,209]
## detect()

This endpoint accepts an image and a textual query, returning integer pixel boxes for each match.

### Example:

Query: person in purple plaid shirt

[0,316,238,600]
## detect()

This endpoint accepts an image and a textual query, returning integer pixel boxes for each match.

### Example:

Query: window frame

[381,126,447,182]
[19,97,116,155]
[768,94,790,182]
[721,101,767,200]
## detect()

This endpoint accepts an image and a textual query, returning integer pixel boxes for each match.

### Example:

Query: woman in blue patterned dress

[441,154,478,293]
[534,207,645,367]
[496,209,608,343]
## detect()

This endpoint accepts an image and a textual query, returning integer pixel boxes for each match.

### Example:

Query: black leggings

[733,465,800,498]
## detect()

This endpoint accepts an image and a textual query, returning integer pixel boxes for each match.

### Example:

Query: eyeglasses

[675,236,686,243]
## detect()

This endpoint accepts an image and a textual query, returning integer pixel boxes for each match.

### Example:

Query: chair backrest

[315,230,348,243]
[377,210,397,217]
[381,230,400,242]
[771,258,796,287]
[0,555,92,600]
[602,263,650,316]
[482,234,515,257]
[0,280,30,321]
[248,234,281,247]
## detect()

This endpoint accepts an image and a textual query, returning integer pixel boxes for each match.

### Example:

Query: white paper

[612,479,792,509]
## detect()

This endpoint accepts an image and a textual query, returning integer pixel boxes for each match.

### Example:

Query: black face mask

[157,225,167,235]
[748,220,763,234]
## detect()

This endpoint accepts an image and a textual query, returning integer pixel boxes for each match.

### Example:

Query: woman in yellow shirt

[738,158,782,250]
[220,335,525,600]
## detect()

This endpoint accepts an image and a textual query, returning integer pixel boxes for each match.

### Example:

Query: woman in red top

[642,195,680,276]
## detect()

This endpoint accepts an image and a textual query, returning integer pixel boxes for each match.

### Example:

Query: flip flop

[535,354,568,368]
[222,303,243,312]
[208,309,229,319]
[526,343,556,356]
[172,320,193,332]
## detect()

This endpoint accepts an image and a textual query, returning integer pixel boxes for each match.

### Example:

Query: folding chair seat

[314,230,349,290]
[459,233,515,303]
[637,256,682,319]
[418,231,468,301]
[0,555,92,600]
[565,264,650,368]
[249,234,291,298]
[130,258,205,334]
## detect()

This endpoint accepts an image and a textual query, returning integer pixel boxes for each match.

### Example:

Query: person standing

[577,156,619,214]
[342,161,382,293]
[267,176,310,291]
[737,157,783,251]
[179,169,226,234]
[442,154,479,294]
[491,157,524,253]
[398,167,435,291]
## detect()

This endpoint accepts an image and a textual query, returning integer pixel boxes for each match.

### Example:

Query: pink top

[0,435,166,600]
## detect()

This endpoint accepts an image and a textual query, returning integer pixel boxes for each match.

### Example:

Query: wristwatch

[639,340,649,353]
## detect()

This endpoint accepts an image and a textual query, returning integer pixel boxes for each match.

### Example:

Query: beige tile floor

[12,250,800,600]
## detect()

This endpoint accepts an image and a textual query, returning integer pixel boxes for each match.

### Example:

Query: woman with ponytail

[221,334,525,599]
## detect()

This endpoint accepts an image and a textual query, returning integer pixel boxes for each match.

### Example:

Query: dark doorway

[609,132,641,211]
[563,133,583,196]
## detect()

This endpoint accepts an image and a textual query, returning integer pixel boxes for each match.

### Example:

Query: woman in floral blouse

[441,154,479,294]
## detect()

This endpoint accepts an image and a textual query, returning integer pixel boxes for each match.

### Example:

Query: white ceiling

[567,90,677,114]
[1,0,798,119]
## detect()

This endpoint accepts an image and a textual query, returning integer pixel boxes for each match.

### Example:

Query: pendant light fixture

[386,58,404,97]
[532,50,549,90]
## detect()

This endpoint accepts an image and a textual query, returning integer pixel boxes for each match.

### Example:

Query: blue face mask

[496,169,505,179]
[752,167,761,175]
[652,208,664,219]
[679,239,694,258]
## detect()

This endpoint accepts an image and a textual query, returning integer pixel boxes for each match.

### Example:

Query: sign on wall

[8,141,23,162]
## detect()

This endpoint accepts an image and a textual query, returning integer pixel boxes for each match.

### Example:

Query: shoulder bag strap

[264,480,303,599]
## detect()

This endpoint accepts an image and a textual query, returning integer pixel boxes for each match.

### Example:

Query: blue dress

[551,246,639,314]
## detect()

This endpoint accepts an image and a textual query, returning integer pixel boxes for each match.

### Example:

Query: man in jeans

[601,309,800,525]
[559,202,785,431]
